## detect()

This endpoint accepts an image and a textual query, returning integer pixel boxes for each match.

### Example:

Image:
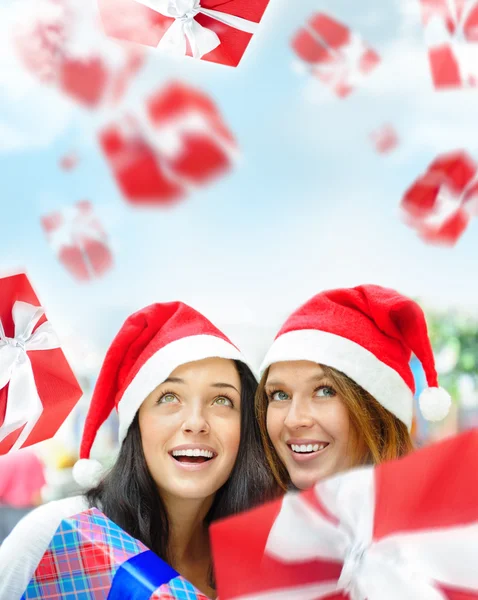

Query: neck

[162,493,215,565]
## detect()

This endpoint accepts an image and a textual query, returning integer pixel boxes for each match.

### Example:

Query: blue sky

[1,0,478,373]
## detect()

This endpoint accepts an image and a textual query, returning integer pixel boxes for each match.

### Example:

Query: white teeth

[172,449,214,458]
[290,443,327,453]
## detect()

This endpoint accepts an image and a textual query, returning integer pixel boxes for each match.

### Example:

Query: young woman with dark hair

[0,302,277,599]
[255,284,451,492]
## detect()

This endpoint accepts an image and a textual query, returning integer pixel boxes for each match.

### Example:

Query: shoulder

[0,495,88,600]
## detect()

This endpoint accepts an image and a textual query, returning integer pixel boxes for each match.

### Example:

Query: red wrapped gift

[97,0,270,67]
[211,430,478,600]
[59,151,79,170]
[14,0,143,108]
[420,0,478,89]
[291,13,380,98]
[0,274,83,455]
[98,81,237,206]
[401,150,478,246]
[41,200,114,281]
[369,124,399,154]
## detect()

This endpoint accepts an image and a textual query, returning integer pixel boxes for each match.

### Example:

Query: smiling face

[265,360,354,490]
[138,357,242,502]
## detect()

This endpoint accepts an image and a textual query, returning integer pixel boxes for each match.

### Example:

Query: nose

[283,397,314,430]
[181,404,210,435]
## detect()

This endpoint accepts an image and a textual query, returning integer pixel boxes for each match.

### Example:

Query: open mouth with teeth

[289,443,329,454]
[170,449,216,464]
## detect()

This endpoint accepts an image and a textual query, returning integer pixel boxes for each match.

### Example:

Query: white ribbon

[132,0,259,58]
[0,301,60,451]
[254,468,478,600]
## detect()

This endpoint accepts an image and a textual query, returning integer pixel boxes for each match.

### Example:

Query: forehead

[168,357,240,385]
[266,360,325,384]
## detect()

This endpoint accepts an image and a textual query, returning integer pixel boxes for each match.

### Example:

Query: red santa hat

[259,284,451,429]
[73,301,249,487]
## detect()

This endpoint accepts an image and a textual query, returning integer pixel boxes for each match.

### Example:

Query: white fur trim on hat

[72,458,105,489]
[419,386,452,422]
[117,334,246,443]
[260,329,414,429]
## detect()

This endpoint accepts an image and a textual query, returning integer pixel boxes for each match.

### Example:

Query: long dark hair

[86,360,278,570]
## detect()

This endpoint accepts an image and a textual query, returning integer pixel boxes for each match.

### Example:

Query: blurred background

[1,0,478,541]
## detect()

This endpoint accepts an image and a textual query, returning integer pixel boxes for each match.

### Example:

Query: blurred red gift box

[41,200,114,281]
[401,150,478,246]
[14,0,143,108]
[0,273,83,455]
[291,13,380,98]
[369,124,399,154]
[420,0,478,89]
[98,81,237,206]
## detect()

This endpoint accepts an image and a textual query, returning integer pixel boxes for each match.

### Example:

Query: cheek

[328,400,351,445]
[215,413,241,459]
[266,406,282,445]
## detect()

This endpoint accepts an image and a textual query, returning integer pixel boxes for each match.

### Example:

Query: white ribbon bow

[0,301,60,451]
[259,468,478,600]
[133,0,259,58]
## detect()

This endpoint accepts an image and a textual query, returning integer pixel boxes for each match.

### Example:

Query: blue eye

[315,386,336,398]
[213,396,233,407]
[158,393,179,404]
[270,390,290,402]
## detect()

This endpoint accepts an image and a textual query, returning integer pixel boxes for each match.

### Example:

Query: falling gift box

[401,150,478,246]
[22,508,211,599]
[369,123,399,154]
[420,0,478,89]
[98,81,237,206]
[291,13,380,98]
[97,0,271,67]
[210,429,478,600]
[42,200,114,282]
[14,0,143,108]
[0,273,83,455]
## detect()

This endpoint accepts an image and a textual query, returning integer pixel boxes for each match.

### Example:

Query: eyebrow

[266,373,327,388]
[161,377,239,394]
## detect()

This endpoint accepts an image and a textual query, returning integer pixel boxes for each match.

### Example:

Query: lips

[168,444,218,468]
[286,440,330,463]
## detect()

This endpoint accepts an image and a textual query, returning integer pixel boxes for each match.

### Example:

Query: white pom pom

[72,458,105,489]
[419,387,452,422]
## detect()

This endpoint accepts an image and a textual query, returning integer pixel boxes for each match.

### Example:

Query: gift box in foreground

[97,0,270,67]
[0,273,83,455]
[210,429,478,599]
[22,507,211,599]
